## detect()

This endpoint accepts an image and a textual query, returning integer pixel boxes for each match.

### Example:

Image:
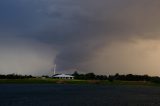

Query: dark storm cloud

[1,0,160,75]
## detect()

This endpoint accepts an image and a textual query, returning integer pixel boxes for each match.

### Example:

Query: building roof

[53,74,74,78]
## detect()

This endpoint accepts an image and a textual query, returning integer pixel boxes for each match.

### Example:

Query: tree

[72,71,80,79]
[85,73,95,80]
[108,75,114,82]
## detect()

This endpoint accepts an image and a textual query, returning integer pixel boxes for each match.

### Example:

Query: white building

[52,64,74,79]
[53,74,74,79]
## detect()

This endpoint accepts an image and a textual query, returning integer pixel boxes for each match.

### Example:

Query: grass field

[0,78,159,87]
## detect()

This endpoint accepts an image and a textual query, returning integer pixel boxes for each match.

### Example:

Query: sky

[1,0,160,76]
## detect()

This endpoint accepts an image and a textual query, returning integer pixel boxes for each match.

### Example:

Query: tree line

[0,74,34,79]
[0,72,160,83]
[72,71,160,83]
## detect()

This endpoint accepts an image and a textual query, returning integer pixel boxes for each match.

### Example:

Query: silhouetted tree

[85,73,95,80]
[108,75,114,82]
[72,71,79,79]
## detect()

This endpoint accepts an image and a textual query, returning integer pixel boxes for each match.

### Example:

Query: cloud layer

[1,0,160,75]
[0,38,57,75]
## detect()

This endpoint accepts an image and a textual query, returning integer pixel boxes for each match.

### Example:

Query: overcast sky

[1,0,160,76]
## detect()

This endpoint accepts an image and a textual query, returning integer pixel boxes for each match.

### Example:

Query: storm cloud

[1,0,160,75]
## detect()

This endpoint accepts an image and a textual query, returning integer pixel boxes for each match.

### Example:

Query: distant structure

[52,64,74,79]
[53,74,74,79]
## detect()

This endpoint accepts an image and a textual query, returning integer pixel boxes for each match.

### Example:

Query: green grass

[0,78,160,86]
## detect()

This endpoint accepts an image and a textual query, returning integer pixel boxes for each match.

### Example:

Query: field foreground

[0,78,158,86]
[0,84,160,106]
